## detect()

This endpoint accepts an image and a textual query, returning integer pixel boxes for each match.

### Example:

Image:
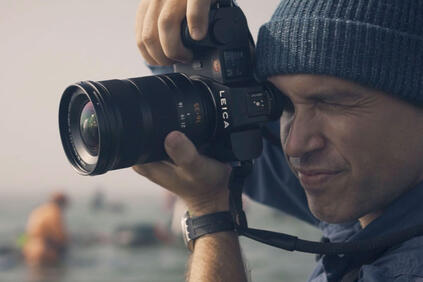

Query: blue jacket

[244,121,423,281]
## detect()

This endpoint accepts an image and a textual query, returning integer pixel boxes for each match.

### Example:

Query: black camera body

[58,3,283,175]
[177,5,254,85]
[174,5,282,162]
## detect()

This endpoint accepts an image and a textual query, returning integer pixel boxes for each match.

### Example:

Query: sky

[0,0,280,200]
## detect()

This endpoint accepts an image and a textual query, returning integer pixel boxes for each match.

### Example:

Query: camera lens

[79,102,99,155]
[59,73,216,175]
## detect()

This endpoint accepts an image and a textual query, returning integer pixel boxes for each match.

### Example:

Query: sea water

[0,193,321,282]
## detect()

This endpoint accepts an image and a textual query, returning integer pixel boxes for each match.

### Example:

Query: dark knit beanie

[255,0,423,102]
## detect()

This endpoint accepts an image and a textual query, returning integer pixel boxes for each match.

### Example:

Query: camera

[58,3,284,175]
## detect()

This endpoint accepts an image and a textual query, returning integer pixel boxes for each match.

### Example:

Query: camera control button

[212,19,234,45]
[247,92,269,117]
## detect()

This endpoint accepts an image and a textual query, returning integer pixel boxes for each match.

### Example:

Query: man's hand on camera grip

[135,0,216,65]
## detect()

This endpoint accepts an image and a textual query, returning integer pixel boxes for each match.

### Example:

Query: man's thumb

[164,131,199,168]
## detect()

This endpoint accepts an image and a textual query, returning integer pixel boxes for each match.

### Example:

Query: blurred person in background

[23,192,69,266]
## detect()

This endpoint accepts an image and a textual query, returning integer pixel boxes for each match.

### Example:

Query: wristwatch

[181,211,235,251]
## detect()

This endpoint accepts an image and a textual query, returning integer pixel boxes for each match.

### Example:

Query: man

[23,192,69,266]
[133,0,423,280]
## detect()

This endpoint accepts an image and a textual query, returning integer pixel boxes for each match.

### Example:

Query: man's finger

[158,0,193,62]
[132,161,180,188]
[142,0,175,65]
[186,0,212,40]
[135,0,159,65]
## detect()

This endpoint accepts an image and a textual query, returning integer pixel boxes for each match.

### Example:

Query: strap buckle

[229,160,252,232]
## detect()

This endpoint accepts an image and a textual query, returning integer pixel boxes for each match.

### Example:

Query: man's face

[269,74,423,224]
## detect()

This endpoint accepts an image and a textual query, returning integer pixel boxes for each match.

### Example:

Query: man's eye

[319,100,348,110]
[322,101,339,107]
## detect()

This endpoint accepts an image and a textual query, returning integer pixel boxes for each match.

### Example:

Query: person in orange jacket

[23,192,69,266]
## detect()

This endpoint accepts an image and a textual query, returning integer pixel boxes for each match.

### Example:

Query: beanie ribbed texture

[255,0,423,102]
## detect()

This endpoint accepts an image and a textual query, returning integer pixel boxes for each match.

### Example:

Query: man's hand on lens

[135,0,217,65]
[133,131,231,216]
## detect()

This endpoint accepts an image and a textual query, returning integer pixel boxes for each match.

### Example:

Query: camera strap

[228,160,252,231]
[215,0,235,8]
[227,161,423,256]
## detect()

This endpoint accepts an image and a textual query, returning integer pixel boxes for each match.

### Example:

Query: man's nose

[283,110,325,158]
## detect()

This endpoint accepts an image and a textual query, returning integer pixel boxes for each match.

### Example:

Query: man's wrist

[187,229,247,282]
[185,190,230,216]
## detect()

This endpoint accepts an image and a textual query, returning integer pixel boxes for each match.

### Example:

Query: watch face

[181,212,190,243]
[181,211,194,251]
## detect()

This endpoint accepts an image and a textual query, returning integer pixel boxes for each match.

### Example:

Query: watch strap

[182,211,235,251]
[186,211,235,240]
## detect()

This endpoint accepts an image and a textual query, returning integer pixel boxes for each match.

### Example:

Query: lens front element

[80,102,99,155]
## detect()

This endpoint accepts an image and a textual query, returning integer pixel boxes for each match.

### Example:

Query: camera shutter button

[212,19,236,45]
